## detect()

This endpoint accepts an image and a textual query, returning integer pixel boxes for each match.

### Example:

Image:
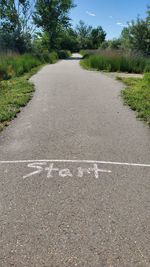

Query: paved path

[0,54,150,267]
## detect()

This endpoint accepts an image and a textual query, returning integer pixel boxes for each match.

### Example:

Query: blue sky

[70,0,150,39]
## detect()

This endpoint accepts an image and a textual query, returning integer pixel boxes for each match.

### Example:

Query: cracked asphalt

[0,54,150,267]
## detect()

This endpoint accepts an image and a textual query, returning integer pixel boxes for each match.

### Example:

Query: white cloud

[116,22,127,27]
[86,11,96,17]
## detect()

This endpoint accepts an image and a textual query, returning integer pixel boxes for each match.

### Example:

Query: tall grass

[0,49,71,131]
[80,49,150,74]
[0,51,59,81]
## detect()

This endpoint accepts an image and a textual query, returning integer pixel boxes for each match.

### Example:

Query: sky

[70,0,150,39]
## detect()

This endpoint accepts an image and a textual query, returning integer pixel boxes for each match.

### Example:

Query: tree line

[0,0,149,56]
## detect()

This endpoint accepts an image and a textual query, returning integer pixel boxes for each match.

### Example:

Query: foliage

[76,20,92,49]
[76,21,106,50]
[128,18,150,55]
[33,0,75,51]
[90,26,106,49]
[0,0,34,53]
[0,52,59,81]
[57,50,71,59]
[0,71,36,131]
[120,9,150,56]
[121,73,150,124]
[58,28,79,52]
[80,50,150,73]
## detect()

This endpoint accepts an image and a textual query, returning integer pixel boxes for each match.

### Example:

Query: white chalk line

[0,159,150,168]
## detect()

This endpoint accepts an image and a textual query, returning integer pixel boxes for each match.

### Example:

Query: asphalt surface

[0,54,150,267]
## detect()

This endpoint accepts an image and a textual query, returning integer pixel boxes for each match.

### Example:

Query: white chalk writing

[23,162,112,179]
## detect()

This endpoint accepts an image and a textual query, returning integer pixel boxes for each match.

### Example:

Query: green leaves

[33,0,75,50]
[0,0,34,53]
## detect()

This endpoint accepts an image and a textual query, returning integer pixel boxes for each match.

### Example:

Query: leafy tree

[146,5,150,26]
[0,0,34,53]
[32,31,49,53]
[59,28,79,52]
[76,20,92,49]
[100,41,109,49]
[120,27,131,50]
[127,17,150,55]
[107,38,121,50]
[90,26,106,49]
[33,0,75,51]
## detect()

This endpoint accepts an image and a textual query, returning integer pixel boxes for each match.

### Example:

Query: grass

[0,66,42,131]
[119,73,150,124]
[0,51,59,131]
[0,49,71,132]
[80,49,150,74]
[0,52,59,81]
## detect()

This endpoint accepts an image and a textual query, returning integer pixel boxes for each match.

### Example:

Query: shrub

[49,52,59,63]
[57,50,71,59]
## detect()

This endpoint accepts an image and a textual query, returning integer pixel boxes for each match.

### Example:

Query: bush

[57,50,71,59]
[49,52,59,63]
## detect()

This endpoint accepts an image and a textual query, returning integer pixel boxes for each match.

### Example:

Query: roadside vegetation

[0,50,72,131]
[119,73,150,124]
[0,72,35,131]
[0,52,58,81]
[0,0,74,131]
[79,5,150,125]
[80,50,150,74]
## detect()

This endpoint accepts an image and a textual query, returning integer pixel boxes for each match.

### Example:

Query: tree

[146,5,150,26]
[127,17,150,55]
[33,0,75,51]
[120,13,150,56]
[59,28,79,52]
[76,20,92,49]
[76,21,106,50]
[120,27,131,50]
[0,0,34,53]
[90,26,106,49]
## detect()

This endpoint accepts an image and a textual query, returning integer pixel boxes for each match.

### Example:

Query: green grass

[120,73,150,124]
[0,66,42,131]
[80,50,150,74]
[0,52,59,81]
[0,51,61,131]
[0,49,72,132]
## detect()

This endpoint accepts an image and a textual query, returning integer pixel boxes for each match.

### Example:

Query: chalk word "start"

[23,162,112,179]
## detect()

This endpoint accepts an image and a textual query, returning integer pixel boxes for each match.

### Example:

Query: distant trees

[76,20,92,49]
[59,28,79,52]
[90,26,106,49]
[76,20,106,50]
